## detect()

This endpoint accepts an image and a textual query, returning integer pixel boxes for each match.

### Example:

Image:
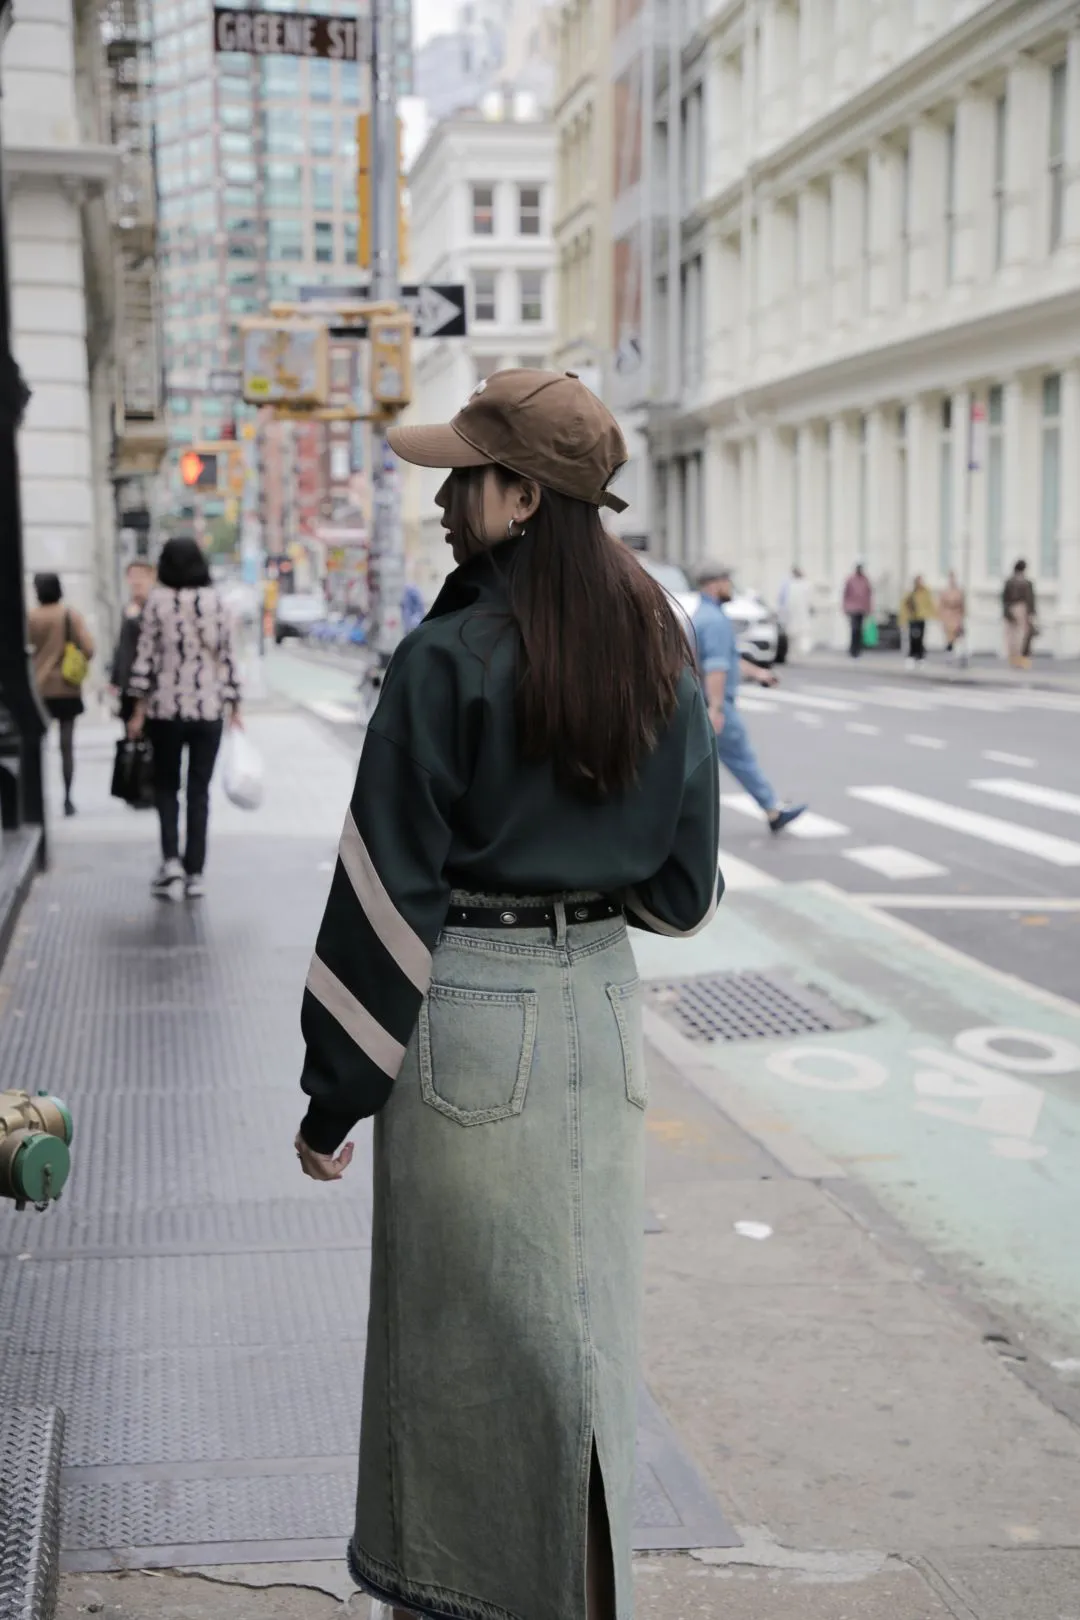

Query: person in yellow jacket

[899,575,937,668]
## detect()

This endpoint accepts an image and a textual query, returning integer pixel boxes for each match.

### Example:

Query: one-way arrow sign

[299,283,467,339]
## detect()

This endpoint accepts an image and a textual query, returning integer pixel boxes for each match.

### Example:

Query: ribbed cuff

[299,1101,360,1155]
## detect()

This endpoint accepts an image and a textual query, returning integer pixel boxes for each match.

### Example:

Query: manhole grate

[645,969,867,1044]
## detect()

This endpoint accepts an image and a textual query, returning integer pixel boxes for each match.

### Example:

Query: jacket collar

[426,533,527,621]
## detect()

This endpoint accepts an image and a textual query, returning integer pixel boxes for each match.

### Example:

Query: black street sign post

[298,283,467,339]
[212,7,367,60]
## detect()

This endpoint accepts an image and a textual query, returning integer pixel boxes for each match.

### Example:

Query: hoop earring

[508,519,526,539]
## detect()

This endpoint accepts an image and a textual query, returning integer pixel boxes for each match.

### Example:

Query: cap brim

[386,422,492,470]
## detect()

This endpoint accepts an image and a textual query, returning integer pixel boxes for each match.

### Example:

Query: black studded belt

[444,896,623,930]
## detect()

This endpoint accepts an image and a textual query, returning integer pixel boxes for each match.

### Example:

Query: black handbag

[111,738,155,808]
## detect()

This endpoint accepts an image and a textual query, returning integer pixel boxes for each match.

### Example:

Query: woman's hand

[295,1129,354,1181]
[127,704,145,740]
[229,706,244,730]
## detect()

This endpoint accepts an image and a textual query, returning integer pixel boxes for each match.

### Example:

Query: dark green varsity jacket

[299,540,722,1152]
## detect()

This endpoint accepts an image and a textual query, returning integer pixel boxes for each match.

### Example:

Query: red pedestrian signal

[179,450,219,489]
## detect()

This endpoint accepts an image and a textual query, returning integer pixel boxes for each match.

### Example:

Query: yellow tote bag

[61,613,89,688]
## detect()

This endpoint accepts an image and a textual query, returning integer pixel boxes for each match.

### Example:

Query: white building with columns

[401,107,557,597]
[649,0,1080,656]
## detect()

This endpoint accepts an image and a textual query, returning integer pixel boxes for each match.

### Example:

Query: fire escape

[101,0,167,555]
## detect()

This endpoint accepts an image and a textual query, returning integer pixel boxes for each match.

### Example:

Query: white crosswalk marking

[905,734,946,749]
[982,750,1036,768]
[735,695,775,713]
[842,845,948,880]
[793,711,823,726]
[849,786,1080,867]
[759,689,858,711]
[846,721,881,735]
[971,779,1080,816]
[307,699,357,725]
[723,793,850,838]
[718,851,778,890]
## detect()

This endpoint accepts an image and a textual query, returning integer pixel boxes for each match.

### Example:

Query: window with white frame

[986,384,1004,577]
[1041,374,1061,577]
[472,269,497,322]
[899,141,912,301]
[857,415,868,559]
[471,184,495,236]
[519,270,543,322]
[1049,60,1067,253]
[896,407,907,565]
[939,398,953,573]
[518,185,541,236]
[474,355,501,384]
[859,159,871,312]
[944,118,958,284]
[993,93,1007,270]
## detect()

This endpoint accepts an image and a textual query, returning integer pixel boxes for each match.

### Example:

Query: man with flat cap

[691,561,807,834]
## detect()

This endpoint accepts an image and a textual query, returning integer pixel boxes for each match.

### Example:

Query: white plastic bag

[222,727,264,811]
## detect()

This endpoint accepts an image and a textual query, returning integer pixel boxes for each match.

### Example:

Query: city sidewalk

[804,647,1080,692]
[4,701,1080,1620]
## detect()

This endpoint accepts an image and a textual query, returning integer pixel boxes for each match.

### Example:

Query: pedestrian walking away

[1003,558,1037,668]
[938,570,966,657]
[127,537,242,901]
[842,563,873,657]
[27,571,95,817]
[777,564,813,659]
[692,561,807,834]
[109,559,156,725]
[899,575,936,667]
[293,368,722,1620]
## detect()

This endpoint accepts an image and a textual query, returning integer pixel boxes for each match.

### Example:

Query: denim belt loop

[553,897,568,952]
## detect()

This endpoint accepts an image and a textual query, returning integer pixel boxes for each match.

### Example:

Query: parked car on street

[636,556,783,666]
[274,592,326,644]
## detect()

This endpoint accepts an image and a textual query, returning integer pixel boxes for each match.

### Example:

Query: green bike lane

[631,880,1080,1361]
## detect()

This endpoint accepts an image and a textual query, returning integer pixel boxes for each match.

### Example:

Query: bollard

[0,1091,73,1210]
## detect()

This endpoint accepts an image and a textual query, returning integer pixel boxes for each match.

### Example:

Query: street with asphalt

[4,645,1080,1619]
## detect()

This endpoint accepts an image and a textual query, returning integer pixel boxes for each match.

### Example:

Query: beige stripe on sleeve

[306,954,406,1078]
[625,879,719,939]
[338,810,432,993]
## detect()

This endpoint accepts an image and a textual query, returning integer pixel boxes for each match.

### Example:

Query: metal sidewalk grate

[0,1406,65,1620]
[645,968,868,1044]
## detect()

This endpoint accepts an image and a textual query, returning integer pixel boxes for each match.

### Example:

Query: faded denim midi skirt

[347,892,646,1620]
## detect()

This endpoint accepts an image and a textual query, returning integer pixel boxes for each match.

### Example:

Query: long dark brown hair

[443,467,692,800]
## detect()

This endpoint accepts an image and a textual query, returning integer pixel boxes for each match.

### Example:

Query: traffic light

[356,113,408,269]
[370,310,413,408]
[179,449,219,490]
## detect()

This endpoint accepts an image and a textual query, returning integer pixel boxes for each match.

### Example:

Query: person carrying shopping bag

[28,572,95,818]
[899,575,936,667]
[128,538,242,901]
[293,369,722,1620]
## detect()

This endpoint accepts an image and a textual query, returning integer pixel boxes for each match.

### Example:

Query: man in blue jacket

[692,561,806,833]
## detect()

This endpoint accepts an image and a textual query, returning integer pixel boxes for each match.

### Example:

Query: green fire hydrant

[0,1090,73,1209]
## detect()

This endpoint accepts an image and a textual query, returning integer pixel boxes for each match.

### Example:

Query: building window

[1041,373,1061,577]
[859,159,871,312]
[518,185,541,235]
[993,93,1007,271]
[313,165,335,211]
[899,141,911,302]
[519,270,543,322]
[265,218,302,261]
[309,59,332,103]
[265,162,302,209]
[341,61,360,104]
[310,111,334,157]
[1050,60,1067,253]
[857,415,868,558]
[471,184,495,235]
[944,118,958,284]
[939,398,953,573]
[474,355,501,385]
[986,384,1004,578]
[472,269,497,322]
[261,57,299,96]
[314,220,335,263]
[344,220,358,262]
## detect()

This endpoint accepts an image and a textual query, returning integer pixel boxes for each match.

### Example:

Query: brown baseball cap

[386,368,629,513]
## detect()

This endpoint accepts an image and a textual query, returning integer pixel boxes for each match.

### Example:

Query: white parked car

[274,592,326,644]
[635,556,782,666]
